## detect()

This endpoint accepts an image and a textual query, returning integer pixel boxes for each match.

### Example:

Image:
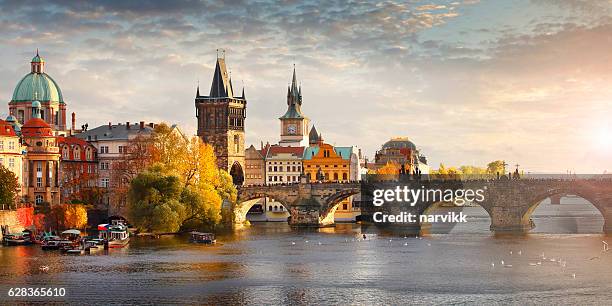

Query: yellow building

[303,140,357,221]
[0,117,25,201]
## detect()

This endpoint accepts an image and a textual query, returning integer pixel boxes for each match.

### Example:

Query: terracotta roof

[21,117,53,137]
[57,136,95,149]
[0,119,17,137]
[266,145,304,157]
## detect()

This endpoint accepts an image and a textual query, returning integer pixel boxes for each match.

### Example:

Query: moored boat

[2,230,34,246]
[59,229,82,252]
[41,235,62,250]
[189,232,216,244]
[98,220,130,248]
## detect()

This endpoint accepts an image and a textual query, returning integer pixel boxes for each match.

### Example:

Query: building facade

[57,136,99,205]
[21,102,61,205]
[0,118,24,200]
[76,121,154,214]
[303,130,362,221]
[195,53,246,185]
[265,145,304,185]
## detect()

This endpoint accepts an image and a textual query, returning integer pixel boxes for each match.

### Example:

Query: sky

[0,0,610,173]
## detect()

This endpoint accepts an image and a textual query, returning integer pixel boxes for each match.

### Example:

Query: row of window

[0,140,16,151]
[267,175,300,182]
[305,164,347,168]
[268,165,302,172]
[269,161,300,165]
[98,146,128,154]
[246,174,263,179]
[61,146,94,161]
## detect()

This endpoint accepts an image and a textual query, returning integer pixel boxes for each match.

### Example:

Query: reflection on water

[0,197,610,304]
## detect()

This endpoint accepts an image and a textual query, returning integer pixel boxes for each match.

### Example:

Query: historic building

[265,145,304,185]
[76,121,155,214]
[279,67,310,147]
[303,129,362,221]
[0,118,24,199]
[374,137,429,174]
[195,52,246,185]
[21,102,61,205]
[244,144,267,186]
[9,51,68,133]
[57,136,99,205]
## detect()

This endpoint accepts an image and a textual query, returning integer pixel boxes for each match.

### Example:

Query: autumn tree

[487,160,506,175]
[376,161,401,175]
[0,165,19,209]
[127,123,237,232]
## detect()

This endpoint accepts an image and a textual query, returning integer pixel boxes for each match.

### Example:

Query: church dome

[11,51,64,104]
[12,73,64,103]
[382,137,417,151]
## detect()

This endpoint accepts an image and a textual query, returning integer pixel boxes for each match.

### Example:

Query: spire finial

[36,48,39,56]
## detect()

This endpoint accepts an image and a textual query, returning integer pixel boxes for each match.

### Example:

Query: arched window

[234,135,240,153]
[73,146,81,161]
[274,205,278,211]
[333,173,339,181]
[268,205,273,211]
[342,173,347,181]
[62,146,69,159]
[86,147,92,160]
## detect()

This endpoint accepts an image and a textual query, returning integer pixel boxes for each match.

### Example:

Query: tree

[487,160,506,175]
[127,169,186,233]
[0,165,19,209]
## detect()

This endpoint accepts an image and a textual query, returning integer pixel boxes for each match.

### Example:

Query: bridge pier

[488,206,534,233]
[550,195,562,205]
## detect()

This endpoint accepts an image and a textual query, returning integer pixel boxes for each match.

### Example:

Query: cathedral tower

[195,51,246,185]
[279,67,309,147]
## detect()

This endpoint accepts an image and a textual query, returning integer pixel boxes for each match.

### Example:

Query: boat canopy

[61,229,81,235]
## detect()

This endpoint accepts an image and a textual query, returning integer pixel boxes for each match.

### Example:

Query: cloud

[0,0,610,172]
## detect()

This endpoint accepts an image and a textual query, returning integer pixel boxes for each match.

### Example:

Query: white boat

[98,220,130,248]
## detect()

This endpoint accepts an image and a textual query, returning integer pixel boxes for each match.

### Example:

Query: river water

[1,198,611,305]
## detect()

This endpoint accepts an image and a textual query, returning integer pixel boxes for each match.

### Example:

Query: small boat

[98,220,130,248]
[59,229,82,252]
[2,230,34,246]
[41,235,62,250]
[189,232,216,244]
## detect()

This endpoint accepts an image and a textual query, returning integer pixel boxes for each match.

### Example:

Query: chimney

[71,112,76,131]
[139,121,145,130]
[108,122,112,129]
[126,122,130,129]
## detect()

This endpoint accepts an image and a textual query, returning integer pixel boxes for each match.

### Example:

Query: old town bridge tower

[195,51,246,185]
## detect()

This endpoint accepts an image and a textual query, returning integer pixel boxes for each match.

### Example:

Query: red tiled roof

[0,119,17,137]
[57,136,94,148]
[266,145,305,157]
[21,118,53,137]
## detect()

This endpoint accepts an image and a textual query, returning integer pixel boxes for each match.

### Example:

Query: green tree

[0,165,19,209]
[127,169,185,233]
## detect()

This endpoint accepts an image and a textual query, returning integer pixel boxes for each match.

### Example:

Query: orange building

[303,138,357,221]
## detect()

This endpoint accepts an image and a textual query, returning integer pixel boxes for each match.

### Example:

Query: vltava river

[1,198,611,305]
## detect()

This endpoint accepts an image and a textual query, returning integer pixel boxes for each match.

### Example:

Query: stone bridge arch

[318,187,361,226]
[234,187,296,224]
[520,183,610,232]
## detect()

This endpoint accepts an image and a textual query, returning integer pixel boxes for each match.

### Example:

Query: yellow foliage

[376,161,401,175]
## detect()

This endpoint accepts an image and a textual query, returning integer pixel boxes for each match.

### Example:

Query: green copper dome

[11,72,64,103]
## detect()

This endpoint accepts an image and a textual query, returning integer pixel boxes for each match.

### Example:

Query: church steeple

[280,66,304,119]
[209,50,233,98]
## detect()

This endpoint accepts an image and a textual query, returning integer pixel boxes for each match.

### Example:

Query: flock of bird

[489,240,610,279]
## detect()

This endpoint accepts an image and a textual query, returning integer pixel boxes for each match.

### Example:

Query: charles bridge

[235,178,612,233]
